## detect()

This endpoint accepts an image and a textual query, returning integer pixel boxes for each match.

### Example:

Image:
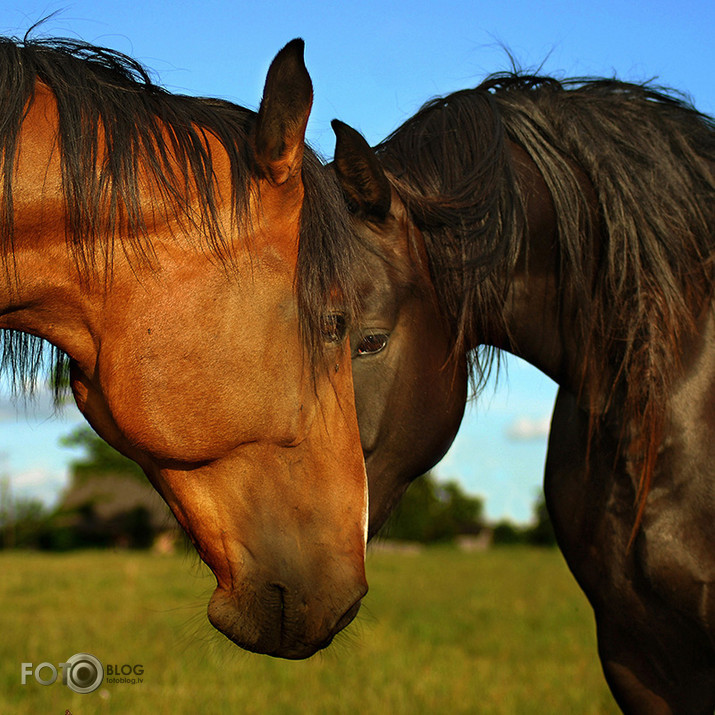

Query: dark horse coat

[335,75,715,713]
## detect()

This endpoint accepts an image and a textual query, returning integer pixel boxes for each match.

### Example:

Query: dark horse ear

[331,119,392,221]
[253,39,313,186]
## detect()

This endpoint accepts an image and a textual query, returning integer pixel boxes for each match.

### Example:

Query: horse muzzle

[150,422,369,660]
[207,573,367,659]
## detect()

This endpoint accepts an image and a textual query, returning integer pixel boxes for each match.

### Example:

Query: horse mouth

[332,598,362,635]
[207,583,365,660]
[269,583,364,659]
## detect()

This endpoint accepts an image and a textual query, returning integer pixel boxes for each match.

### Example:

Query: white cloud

[505,415,551,442]
[12,469,55,489]
[7,469,69,507]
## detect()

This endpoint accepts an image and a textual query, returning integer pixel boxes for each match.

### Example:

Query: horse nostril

[335,599,362,633]
[269,581,288,616]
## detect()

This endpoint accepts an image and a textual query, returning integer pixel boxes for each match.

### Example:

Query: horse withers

[0,36,367,659]
[334,76,715,712]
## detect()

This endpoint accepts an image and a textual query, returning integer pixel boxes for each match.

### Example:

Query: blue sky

[1,0,713,523]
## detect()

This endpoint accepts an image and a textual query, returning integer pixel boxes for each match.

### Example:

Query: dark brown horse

[0,35,369,659]
[333,76,715,712]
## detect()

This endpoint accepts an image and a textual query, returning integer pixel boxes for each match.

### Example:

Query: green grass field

[0,546,619,714]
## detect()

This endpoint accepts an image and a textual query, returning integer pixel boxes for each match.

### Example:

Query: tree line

[376,472,556,546]
[1,427,556,549]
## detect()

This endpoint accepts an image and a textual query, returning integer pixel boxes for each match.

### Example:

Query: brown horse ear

[253,39,313,186]
[331,119,392,221]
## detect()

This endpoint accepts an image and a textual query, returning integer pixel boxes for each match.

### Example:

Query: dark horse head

[331,121,468,536]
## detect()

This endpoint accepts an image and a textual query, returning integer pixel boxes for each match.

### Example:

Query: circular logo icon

[65,653,103,694]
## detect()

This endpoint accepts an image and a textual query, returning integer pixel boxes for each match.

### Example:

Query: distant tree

[378,473,484,543]
[491,493,558,547]
[378,475,435,542]
[491,520,528,545]
[61,426,145,482]
[440,481,484,532]
[0,476,51,549]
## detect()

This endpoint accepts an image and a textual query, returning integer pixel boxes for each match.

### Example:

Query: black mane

[0,36,358,392]
[377,72,715,391]
[376,74,715,517]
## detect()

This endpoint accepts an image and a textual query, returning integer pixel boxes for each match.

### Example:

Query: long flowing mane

[376,74,715,525]
[0,36,358,392]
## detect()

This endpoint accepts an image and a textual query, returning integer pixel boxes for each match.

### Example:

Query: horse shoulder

[635,301,715,637]
[545,378,715,710]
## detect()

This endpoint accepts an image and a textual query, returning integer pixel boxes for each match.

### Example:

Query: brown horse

[334,76,715,712]
[0,35,368,659]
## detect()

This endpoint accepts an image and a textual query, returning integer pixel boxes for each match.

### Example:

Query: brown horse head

[1,37,367,658]
[331,120,468,537]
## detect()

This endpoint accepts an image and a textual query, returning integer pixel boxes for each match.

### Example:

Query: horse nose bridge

[155,437,368,586]
[212,497,368,608]
[260,524,368,592]
[233,430,368,547]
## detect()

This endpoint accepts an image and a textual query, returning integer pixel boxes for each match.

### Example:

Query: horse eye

[356,334,389,356]
[321,313,347,343]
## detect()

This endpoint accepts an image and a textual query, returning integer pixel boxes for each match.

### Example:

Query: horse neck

[491,143,587,396]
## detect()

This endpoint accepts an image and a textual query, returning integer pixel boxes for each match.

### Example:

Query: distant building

[56,473,180,550]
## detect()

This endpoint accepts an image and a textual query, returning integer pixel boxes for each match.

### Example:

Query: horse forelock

[0,35,361,390]
[297,149,362,369]
[377,72,715,533]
